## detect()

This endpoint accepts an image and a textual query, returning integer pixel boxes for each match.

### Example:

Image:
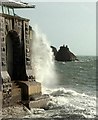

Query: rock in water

[55,45,78,62]
[51,46,57,57]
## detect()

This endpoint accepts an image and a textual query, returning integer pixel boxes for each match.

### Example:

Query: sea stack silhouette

[52,45,78,62]
[51,46,57,57]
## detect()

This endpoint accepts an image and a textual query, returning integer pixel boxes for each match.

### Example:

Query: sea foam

[47,87,96,118]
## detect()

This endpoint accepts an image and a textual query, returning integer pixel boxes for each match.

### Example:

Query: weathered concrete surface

[19,81,42,99]
[2,105,29,118]
[11,82,21,105]
[29,94,50,109]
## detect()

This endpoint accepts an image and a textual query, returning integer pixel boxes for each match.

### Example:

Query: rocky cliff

[51,46,57,57]
[51,45,78,62]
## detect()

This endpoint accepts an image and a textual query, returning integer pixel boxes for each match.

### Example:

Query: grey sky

[15,1,96,56]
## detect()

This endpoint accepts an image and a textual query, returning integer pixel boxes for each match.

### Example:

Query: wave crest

[46,87,96,118]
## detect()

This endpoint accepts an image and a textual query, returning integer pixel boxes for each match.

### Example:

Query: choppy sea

[24,56,96,119]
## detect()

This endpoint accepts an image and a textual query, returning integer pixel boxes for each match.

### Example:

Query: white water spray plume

[31,25,58,90]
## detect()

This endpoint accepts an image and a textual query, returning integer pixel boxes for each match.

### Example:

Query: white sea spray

[31,25,58,92]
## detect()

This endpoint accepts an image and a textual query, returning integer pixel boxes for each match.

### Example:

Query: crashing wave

[46,87,96,118]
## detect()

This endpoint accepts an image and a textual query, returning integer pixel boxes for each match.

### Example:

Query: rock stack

[51,46,57,57]
[51,45,78,62]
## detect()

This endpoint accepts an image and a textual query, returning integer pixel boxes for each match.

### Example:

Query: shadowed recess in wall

[6,30,27,81]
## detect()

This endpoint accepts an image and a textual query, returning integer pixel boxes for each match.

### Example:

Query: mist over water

[31,25,58,90]
[30,26,96,119]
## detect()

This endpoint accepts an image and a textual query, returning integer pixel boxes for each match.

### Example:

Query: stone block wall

[0,14,35,107]
[25,21,32,69]
[24,21,34,81]
[0,15,12,107]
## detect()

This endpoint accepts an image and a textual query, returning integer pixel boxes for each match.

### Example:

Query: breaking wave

[47,87,96,118]
[30,26,96,119]
[31,25,58,90]
[23,87,96,119]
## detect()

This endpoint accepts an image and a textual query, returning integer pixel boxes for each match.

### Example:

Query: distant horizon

[15,2,96,56]
[54,43,96,56]
[51,44,96,56]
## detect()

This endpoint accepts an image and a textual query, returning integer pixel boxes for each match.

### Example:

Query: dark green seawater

[44,56,96,119]
[56,56,96,96]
